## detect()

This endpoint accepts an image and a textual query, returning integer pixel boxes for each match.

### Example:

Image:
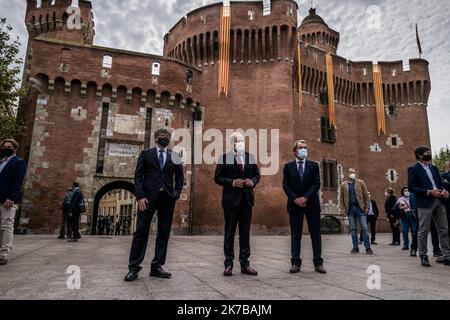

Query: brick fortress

[17,0,431,234]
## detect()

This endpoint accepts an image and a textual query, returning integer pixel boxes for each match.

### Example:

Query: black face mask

[1,148,14,158]
[422,154,432,162]
[157,137,170,148]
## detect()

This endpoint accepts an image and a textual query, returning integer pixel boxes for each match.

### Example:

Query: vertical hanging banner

[373,64,386,135]
[218,0,231,98]
[325,54,336,127]
[297,32,303,113]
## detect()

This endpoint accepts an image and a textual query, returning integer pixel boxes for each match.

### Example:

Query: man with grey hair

[214,132,261,277]
[124,128,184,281]
[0,139,27,266]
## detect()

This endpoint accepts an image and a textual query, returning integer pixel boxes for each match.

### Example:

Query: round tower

[298,8,339,54]
[25,0,95,45]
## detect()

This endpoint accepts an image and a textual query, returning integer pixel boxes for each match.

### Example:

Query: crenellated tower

[25,0,95,45]
[298,8,339,54]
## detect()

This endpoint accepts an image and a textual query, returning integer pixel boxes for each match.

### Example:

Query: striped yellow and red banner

[218,2,231,98]
[297,32,303,113]
[325,54,336,127]
[373,64,386,135]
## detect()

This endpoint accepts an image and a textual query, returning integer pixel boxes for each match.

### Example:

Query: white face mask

[235,142,245,153]
[349,173,356,180]
[404,191,410,197]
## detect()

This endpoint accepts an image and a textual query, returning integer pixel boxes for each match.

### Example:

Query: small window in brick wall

[152,62,161,76]
[319,87,328,105]
[102,55,112,69]
[323,160,338,189]
[320,116,336,143]
[387,105,396,118]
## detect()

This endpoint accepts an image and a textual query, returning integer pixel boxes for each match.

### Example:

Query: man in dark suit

[214,132,260,277]
[0,139,27,265]
[282,140,326,274]
[125,128,184,281]
[360,192,379,245]
[408,146,450,267]
[67,182,84,242]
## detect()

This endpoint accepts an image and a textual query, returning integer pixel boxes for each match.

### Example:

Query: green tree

[0,17,25,142]
[434,145,450,172]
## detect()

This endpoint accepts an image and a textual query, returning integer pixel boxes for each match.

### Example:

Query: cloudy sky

[2,0,449,152]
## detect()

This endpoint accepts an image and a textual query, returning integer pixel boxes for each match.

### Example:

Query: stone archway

[91,180,136,235]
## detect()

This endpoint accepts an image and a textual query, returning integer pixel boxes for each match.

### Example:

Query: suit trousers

[0,204,17,260]
[128,191,176,273]
[417,199,450,259]
[223,198,252,268]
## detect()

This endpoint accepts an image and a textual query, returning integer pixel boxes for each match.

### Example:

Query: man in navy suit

[282,140,326,274]
[442,161,450,247]
[408,146,450,267]
[214,132,260,277]
[124,128,184,281]
[0,139,27,265]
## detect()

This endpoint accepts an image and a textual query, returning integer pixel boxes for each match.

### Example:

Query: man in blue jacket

[408,146,450,267]
[0,139,27,265]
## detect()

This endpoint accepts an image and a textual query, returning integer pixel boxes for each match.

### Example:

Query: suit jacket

[442,171,450,209]
[408,162,444,209]
[0,155,27,204]
[214,152,260,209]
[70,188,84,214]
[339,179,370,214]
[282,159,321,214]
[134,148,184,203]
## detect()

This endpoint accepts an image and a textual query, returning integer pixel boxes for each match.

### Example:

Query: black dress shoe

[421,257,431,267]
[150,267,172,279]
[315,266,327,274]
[124,271,139,282]
[410,250,417,257]
[351,248,360,254]
[371,241,378,245]
[444,259,450,266]
[0,259,7,266]
[223,266,233,277]
[366,248,374,255]
[290,265,301,274]
[435,256,444,264]
[57,236,65,240]
[241,266,258,276]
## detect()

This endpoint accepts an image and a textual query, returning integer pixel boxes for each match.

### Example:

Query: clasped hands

[429,189,450,199]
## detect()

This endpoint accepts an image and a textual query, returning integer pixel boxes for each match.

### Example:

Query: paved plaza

[0,234,449,300]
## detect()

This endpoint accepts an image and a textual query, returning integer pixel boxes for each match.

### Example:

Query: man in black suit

[214,132,260,277]
[67,182,85,242]
[408,146,450,267]
[125,128,184,281]
[282,140,326,274]
[0,139,27,266]
[360,192,379,245]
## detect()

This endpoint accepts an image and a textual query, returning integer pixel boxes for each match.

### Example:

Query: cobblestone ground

[0,234,449,300]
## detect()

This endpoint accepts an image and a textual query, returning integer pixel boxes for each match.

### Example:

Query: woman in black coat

[385,187,400,246]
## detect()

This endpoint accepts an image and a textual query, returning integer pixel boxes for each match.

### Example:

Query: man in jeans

[340,168,373,255]
[0,139,27,265]
[408,146,450,267]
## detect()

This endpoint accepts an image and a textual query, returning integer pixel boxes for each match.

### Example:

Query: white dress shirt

[156,146,168,167]
[420,162,438,190]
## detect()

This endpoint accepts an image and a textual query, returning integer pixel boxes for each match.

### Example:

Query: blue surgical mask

[297,149,308,159]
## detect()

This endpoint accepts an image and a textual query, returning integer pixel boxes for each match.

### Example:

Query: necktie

[298,161,304,181]
[159,150,165,170]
